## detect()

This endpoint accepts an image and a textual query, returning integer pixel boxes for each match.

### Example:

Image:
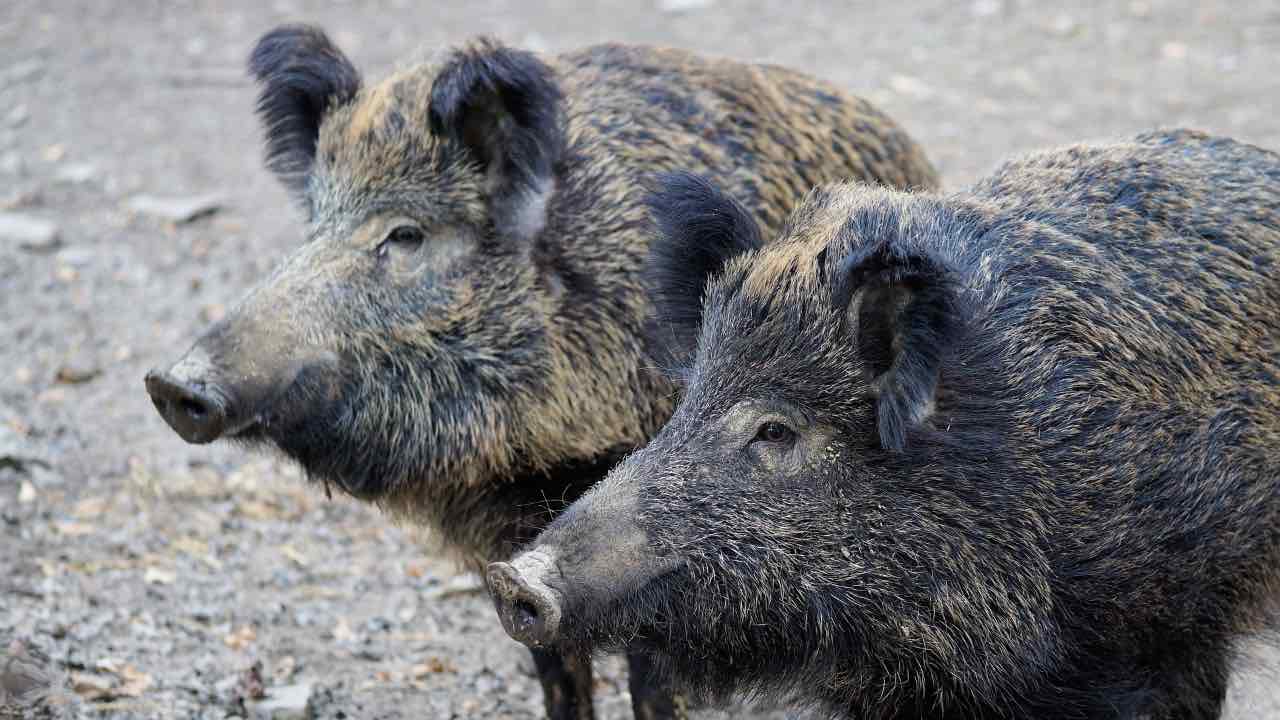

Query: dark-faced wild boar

[489,129,1280,720]
[142,23,938,720]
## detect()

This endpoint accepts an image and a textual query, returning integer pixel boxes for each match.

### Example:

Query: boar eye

[753,421,795,446]
[378,225,425,256]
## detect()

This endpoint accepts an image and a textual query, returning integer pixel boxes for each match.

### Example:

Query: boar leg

[626,650,686,720]
[530,647,594,720]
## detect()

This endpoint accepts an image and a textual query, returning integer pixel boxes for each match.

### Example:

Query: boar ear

[428,39,565,242]
[248,25,361,202]
[831,241,964,453]
[643,171,764,373]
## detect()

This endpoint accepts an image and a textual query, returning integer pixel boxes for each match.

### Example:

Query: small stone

[410,657,455,676]
[248,682,313,720]
[658,0,716,12]
[200,303,226,324]
[888,74,934,100]
[0,211,59,251]
[0,426,53,484]
[1047,13,1079,37]
[37,387,68,405]
[0,152,23,176]
[127,193,222,224]
[224,625,257,650]
[3,59,44,86]
[1161,41,1188,60]
[29,464,63,487]
[54,362,101,385]
[144,567,176,585]
[971,0,1002,18]
[70,671,113,701]
[3,639,57,702]
[6,104,28,128]
[54,246,94,267]
[184,36,208,56]
[40,144,64,163]
[54,162,97,184]
[0,187,41,211]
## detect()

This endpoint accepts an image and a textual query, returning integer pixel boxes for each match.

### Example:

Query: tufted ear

[643,171,764,374]
[428,39,565,242]
[830,240,965,453]
[248,24,361,203]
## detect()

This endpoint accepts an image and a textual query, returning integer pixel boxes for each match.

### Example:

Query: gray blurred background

[2,1,1278,717]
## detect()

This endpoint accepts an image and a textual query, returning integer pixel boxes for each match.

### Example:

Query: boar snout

[488,550,565,648]
[145,349,236,444]
[488,465,687,650]
[146,298,340,447]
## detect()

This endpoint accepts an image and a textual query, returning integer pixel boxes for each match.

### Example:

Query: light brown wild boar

[145,24,938,720]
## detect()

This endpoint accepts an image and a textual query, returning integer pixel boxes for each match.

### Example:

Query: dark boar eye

[378,225,425,256]
[753,421,795,445]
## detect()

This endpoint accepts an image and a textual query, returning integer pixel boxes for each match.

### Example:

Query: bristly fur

[522,129,1280,719]
[644,171,765,376]
[248,25,360,204]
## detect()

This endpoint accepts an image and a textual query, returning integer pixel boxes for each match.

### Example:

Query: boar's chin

[237,372,401,501]
[566,564,689,653]
[261,417,397,501]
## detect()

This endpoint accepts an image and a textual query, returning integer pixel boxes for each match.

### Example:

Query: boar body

[492,130,1280,720]
[145,25,938,720]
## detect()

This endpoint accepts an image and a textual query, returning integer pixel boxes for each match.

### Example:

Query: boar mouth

[222,414,263,439]
[584,564,686,647]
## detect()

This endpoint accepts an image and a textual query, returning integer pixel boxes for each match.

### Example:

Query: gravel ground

[2,1,1278,718]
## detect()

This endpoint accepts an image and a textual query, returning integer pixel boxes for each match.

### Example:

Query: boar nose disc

[144,370,228,444]
[487,560,564,648]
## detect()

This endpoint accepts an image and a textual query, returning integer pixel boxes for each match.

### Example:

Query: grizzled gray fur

[491,130,1280,720]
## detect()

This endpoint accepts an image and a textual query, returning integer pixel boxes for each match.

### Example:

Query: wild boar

[144,24,939,720]
[490,130,1280,720]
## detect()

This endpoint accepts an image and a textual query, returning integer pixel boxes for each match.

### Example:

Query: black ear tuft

[832,241,964,452]
[643,171,764,373]
[428,39,565,240]
[248,24,360,201]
